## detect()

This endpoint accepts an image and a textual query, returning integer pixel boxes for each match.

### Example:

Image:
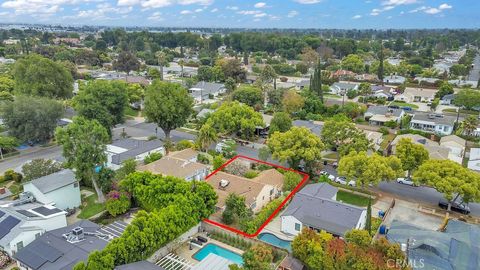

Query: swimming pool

[193,243,243,265]
[258,233,292,252]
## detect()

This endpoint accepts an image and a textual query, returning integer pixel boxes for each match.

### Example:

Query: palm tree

[196,123,218,151]
[461,115,479,136]
[178,59,185,77]
[155,51,168,81]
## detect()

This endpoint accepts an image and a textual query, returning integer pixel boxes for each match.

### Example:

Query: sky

[0,0,479,29]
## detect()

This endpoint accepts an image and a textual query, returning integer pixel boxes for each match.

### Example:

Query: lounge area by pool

[193,243,244,265]
[258,233,292,252]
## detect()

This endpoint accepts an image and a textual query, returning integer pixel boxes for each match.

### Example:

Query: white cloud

[294,0,322,4]
[408,6,426,13]
[381,0,418,6]
[148,11,163,20]
[180,10,192,14]
[352,14,362,19]
[237,10,262,15]
[118,0,141,6]
[424,7,441,14]
[370,5,395,16]
[254,2,266,8]
[287,10,298,17]
[117,0,213,9]
[210,8,218,12]
[226,6,239,10]
[195,8,203,12]
[439,3,452,10]
[254,12,267,17]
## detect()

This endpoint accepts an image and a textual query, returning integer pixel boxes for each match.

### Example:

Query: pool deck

[260,211,295,241]
[175,234,244,265]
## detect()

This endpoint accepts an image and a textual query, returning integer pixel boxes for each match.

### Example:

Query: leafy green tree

[435,81,454,99]
[458,115,480,136]
[2,96,63,142]
[0,135,18,160]
[0,75,14,92]
[73,80,128,133]
[282,89,305,114]
[413,159,480,211]
[126,83,144,104]
[454,89,480,110]
[257,64,277,105]
[219,58,246,82]
[176,140,194,150]
[377,42,385,83]
[12,54,73,98]
[345,229,371,247]
[240,244,274,270]
[222,193,251,225]
[115,159,137,181]
[144,81,194,141]
[56,117,110,202]
[283,171,303,192]
[232,85,263,107]
[258,146,271,161]
[105,191,131,217]
[0,91,14,102]
[205,101,263,140]
[321,116,371,158]
[268,112,292,136]
[21,159,63,181]
[147,67,161,79]
[213,154,225,170]
[268,127,324,169]
[113,51,140,73]
[155,51,169,80]
[196,123,218,151]
[341,54,365,73]
[338,151,403,187]
[144,152,162,164]
[395,138,429,177]
[225,77,237,92]
[292,228,332,270]
[97,167,115,193]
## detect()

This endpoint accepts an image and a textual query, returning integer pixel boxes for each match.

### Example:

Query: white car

[396,177,417,186]
[335,176,356,187]
[327,174,336,181]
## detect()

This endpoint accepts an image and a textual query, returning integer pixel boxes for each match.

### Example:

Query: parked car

[334,176,356,187]
[328,174,336,181]
[396,177,418,186]
[332,161,338,169]
[438,199,470,215]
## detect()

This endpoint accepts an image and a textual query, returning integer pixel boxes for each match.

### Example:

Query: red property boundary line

[203,155,309,238]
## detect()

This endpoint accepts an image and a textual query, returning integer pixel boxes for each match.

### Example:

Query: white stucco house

[189,81,226,104]
[22,169,81,210]
[281,183,367,237]
[106,138,165,170]
[410,112,456,136]
[0,194,67,256]
[439,135,466,165]
[329,82,359,95]
[468,148,480,172]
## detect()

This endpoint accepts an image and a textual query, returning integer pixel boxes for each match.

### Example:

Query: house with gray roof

[440,94,456,105]
[410,112,456,135]
[292,120,323,137]
[387,219,480,270]
[189,81,226,104]
[22,169,80,210]
[106,138,165,170]
[281,183,367,237]
[329,82,359,95]
[383,75,406,84]
[14,220,127,270]
[364,106,405,126]
[0,195,67,257]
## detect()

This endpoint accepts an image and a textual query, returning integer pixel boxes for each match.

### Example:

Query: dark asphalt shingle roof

[14,220,128,270]
[282,183,365,236]
[28,169,77,194]
[365,106,404,117]
[292,120,323,137]
[110,139,164,165]
[411,112,456,126]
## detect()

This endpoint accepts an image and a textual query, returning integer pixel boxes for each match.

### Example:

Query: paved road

[467,54,480,82]
[322,164,480,216]
[0,146,62,174]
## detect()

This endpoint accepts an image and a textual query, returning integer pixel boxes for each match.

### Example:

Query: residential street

[0,145,62,174]
[467,53,480,82]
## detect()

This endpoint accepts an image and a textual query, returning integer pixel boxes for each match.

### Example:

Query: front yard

[78,192,105,219]
[336,190,371,207]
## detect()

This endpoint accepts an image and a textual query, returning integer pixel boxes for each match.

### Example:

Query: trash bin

[378,210,385,218]
[379,225,387,235]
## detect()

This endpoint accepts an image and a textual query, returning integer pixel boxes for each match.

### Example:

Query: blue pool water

[193,243,244,265]
[258,233,292,252]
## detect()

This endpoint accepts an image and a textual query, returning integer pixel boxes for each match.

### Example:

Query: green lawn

[78,194,105,219]
[324,93,341,99]
[443,108,478,116]
[323,152,338,160]
[336,190,371,207]
[388,101,419,109]
[124,107,140,118]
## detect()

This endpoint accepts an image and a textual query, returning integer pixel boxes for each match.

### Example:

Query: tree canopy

[268,126,324,169]
[268,112,292,136]
[2,95,63,142]
[395,138,429,177]
[144,80,194,140]
[55,117,110,202]
[12,54,73,98]
[413,159,480,205]
[73,80,128,133]
[321,115,371,157]
[338,151,403,187]
[21,159,63,182]
[454,89,480,110]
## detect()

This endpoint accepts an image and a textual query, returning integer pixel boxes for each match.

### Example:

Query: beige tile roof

[138,156,207,179]
[169,148,198,161]
[207,171,267,208]
[252,169,285,188]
